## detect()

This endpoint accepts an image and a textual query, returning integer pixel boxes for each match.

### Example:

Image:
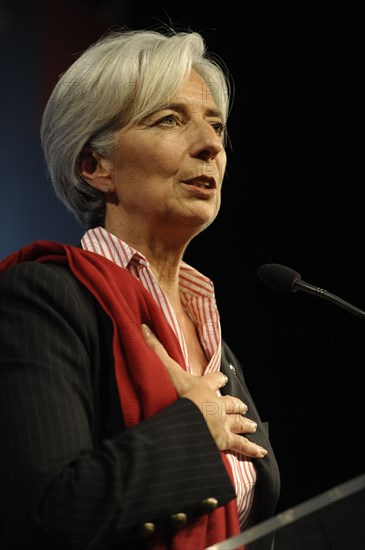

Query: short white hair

[40,28,232,228]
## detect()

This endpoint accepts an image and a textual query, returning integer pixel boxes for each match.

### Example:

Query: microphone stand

[294,279,365,320]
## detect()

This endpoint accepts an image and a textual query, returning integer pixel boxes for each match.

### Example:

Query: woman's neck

[104,222,187,307]
[146,250,184,310]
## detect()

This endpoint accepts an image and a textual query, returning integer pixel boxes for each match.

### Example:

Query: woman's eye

[211,121,225,136]
[156,114,178,126]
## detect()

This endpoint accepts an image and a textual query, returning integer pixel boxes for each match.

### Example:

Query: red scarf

[0,241,243,550]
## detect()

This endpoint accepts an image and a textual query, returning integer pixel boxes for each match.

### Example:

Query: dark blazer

[0,260,280,549]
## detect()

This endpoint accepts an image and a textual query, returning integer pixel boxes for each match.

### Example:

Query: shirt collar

[81,226,216,300]
[81,226,149,269]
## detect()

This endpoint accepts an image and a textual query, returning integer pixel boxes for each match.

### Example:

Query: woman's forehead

[167,70,223,116]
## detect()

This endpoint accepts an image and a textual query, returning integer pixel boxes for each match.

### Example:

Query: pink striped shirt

[81,226,256,529]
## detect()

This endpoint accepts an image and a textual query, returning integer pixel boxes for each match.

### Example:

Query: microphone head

[257,263,301,293]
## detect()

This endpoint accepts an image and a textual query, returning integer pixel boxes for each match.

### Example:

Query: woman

[0,29,280,549]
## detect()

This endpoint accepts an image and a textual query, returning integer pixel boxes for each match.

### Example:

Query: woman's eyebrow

[159,102,224,120]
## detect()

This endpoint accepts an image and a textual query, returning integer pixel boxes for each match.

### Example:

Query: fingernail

[141,324,151,337]
[222,375,229,385]
[259,447,268,456]
[247,419,257,428]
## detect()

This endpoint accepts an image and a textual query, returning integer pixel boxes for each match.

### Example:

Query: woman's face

[106,69,227,244]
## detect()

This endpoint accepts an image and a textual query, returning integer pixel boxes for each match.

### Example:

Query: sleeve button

[201,497,219,514]
[140,522,155,538]
[170,512,188,530]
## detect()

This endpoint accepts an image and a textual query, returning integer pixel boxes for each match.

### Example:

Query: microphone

[257,263,365,319]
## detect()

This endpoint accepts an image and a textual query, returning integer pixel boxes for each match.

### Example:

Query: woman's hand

[142,324,268,459]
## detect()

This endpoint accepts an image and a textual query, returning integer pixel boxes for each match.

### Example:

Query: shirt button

[201,497,219,514]
[228,363,236,374]
[170,512,188,530]
[139,522,155,538]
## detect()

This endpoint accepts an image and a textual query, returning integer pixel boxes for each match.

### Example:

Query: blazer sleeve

[0,261,236,550]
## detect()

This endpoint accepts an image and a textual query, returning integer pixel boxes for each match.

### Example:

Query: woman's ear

[77,147,114,193]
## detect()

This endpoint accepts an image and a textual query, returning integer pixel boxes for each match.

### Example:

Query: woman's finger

[227,434,268,459]
[220,395,248,415]
[141,324,195,395]
[141,324,172,362]
[227,414,257,435]
[200,371,229,391]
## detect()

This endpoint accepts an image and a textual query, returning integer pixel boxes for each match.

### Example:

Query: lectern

[206,473,365,550]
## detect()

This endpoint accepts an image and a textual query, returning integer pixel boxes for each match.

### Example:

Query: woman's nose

[188,121,225,161]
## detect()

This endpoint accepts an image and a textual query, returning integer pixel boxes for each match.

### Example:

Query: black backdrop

[0,0,363,514]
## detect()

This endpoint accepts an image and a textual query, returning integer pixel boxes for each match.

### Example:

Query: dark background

[0,0,363,515]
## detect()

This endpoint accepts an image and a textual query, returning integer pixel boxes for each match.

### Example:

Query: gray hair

[40,28,233,228]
